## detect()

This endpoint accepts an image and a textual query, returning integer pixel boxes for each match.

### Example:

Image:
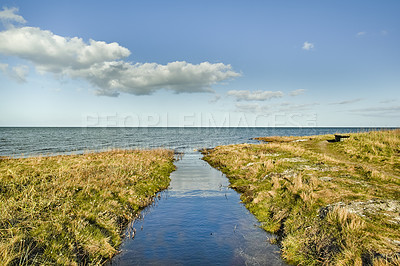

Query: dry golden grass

[0,149,175,265]
[333,129,400,174]
[202,129,400,265]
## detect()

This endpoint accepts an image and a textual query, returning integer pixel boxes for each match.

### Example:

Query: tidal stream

[110,152,287,265]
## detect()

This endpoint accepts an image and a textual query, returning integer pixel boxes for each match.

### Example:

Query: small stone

[319,176,333,182]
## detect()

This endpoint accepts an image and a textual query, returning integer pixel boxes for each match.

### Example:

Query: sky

[0,0,399,127]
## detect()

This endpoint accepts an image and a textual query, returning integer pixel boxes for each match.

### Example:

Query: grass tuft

[0,149,175,265]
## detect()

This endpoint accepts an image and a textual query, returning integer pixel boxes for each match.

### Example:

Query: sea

[0,127,383,157]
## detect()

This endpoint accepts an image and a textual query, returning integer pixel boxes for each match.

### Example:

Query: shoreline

[202,129,400,265]
[2,129,399,265]
[0,149,175,265]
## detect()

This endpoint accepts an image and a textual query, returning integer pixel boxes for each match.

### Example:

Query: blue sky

[0,0,399,127]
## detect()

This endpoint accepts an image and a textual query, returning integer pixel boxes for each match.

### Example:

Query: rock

[319,176,333,182]
[281,157,308,163]
[264,153,281,157]
[292,139,308,142]
[319,199,400,222]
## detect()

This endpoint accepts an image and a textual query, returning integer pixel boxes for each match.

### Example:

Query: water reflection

[110,153,287,265]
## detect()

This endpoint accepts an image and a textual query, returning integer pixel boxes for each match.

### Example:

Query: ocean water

[0,127,375,157]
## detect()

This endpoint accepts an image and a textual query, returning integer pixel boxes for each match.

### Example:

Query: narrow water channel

[110,152,287,265]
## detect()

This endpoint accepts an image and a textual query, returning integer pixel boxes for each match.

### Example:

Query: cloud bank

[0,7,239,96]
[227,90,283,101]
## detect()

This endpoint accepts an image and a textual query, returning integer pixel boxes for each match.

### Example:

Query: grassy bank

[202,129,400,265]
[0,149,175,265]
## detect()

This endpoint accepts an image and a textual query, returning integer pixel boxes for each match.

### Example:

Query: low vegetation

[0,149,175,265]
[202,129,400,265]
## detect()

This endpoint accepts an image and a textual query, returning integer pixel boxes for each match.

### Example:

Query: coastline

[202,129,400,265]
[2,128,399,265]
[0,149,175,265]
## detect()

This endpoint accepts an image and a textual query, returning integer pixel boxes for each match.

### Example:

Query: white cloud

[209,94,221,103]
[356,31,366,37]
[234,101,317,114]
[0,7,26,25]
[0,62,7,72]
[227,90,283,101]
[278,102,318,112]
[10,65,29,83]
[350,106,400,117]
[0,62,29,83]
[380,99,396,104]
[235,103,264,113]
[0,27,131,73]
[0,9,240,96]
[75,61,239,96]
[290,89,306,96]
[302,41,314,51]
[330,98,362,105]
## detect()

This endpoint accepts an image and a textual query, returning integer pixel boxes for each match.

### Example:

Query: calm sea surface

[0,127,376,157]
[0,127,381,265]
